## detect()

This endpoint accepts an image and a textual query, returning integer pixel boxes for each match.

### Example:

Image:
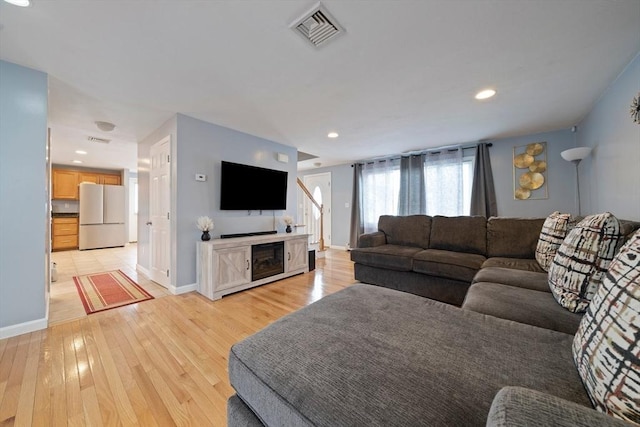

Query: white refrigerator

[79,183,127,250]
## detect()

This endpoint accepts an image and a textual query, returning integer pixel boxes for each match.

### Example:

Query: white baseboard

[0,317,48,340]
[136,264,151,278]
[169,283,197,295]
[329,245,348,251]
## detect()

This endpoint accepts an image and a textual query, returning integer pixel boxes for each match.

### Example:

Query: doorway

[302,172,332,248]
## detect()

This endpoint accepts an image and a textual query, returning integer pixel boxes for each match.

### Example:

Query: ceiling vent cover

[87,136,111,144]
[291,3,344,48]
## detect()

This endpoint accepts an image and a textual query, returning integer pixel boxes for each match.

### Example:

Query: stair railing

[296,178,325,252]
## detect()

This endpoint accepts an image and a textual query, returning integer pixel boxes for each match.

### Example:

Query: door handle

[146,221,152,225]
[246,260,250,270]
[288,252,291,261]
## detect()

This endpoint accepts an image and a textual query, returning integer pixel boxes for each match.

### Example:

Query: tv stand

[220,230,277,239]
[197,233,309,301]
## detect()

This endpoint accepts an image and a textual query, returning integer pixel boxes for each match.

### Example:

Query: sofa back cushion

[535,212,575,271]
[378,215,431,248]
[429,216,486,255]
[487,217,545,259]
[548,212,623,313]
[572,230,640,423]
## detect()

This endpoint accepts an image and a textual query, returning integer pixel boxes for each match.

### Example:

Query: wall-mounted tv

[220,161,288,210]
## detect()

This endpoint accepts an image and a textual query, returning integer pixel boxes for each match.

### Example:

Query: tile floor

[49,243,170,325]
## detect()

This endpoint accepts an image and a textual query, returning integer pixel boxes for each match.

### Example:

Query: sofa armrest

[487,387,632,427]
[357,231,386,248]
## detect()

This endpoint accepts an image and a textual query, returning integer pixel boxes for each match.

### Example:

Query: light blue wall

[577,52,640,221]
[487,129,577,217]
[138,114,298,290]
[298,164,353,249]
[0,60,48,335]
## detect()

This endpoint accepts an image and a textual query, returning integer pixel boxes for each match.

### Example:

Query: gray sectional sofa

[226,214,640,427]
[350,215,546,306]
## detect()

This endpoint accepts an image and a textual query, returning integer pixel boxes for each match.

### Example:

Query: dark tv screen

[220,161,288,210]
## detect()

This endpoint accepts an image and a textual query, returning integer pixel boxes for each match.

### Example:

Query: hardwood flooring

[0,249,355,426]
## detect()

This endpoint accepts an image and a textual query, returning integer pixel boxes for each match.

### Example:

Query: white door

[149,136,171,288]
[303,172,331,248]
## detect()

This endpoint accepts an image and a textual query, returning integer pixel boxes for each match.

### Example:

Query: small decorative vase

[201,230,211,241]
[285,225,292,233]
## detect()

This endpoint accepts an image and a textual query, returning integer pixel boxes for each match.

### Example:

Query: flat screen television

[220,161,288,210]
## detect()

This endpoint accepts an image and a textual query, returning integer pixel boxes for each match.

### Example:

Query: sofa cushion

[572,230,640,424]
[536,211,574,272]
[413,249,485,282]
[472,267,549,292]
[481,257,546,272]
[463,282,583,334]
[548,212,623,313]
[378,215,432,248]
[487,387,632,427]
[429,215,487,255]
[349,245,422,271]
[229,285,591,427]
[487,217,545,259]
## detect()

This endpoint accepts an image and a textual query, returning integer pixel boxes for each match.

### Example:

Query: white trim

[0,317,47,340]
[329,244,347,251]
[136,264,151,278]
[169,283,197,295]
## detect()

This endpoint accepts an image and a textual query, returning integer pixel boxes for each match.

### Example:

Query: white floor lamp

[560,147,592,216]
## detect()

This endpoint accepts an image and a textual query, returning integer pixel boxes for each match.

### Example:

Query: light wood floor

[49,244,170,326]
[0,248,355,426]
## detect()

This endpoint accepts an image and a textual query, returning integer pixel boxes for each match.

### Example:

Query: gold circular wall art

[529,160,547,173]
[515,187,531,200]
[526,142,545,156]
[513,153,534,169]
[519,172,545,190]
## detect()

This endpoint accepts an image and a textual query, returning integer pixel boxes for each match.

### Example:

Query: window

[359,149,474,232]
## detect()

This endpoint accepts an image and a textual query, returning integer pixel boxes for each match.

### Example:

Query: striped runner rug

[73,270,154,314]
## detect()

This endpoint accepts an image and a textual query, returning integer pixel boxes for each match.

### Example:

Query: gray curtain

[398,154,426,215]
[349,163,364,249]
[470,143,497,217]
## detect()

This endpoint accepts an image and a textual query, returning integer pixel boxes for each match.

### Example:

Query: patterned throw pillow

[535,211,574,271]
[573,230,640,423]
[548,212,622,313]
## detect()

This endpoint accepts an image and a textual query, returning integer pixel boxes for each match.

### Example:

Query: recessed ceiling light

[75,150,87,155]
[327,132,339,138]
[475,89,496,100]
[72,160,83,164]
[3,0,30,6]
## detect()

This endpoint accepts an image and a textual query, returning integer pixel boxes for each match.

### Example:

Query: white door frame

[303,172,332,248]
[149,136,171,288]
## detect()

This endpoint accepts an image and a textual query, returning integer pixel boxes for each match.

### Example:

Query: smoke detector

[290,2,344,48]
[95,121,116,132]
[87,136,111,144]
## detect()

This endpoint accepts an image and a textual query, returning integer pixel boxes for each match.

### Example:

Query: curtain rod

[351,142,492,166]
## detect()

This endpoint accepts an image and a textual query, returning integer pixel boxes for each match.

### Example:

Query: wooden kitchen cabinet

[52,217,79,250]
[78,172,100,184]
[52,169,79,200]
[101,174,121,185]
[53,168,122,200]
[78,172,121,185]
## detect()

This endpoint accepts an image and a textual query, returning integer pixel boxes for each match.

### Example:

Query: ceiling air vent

[87,136,111,144]
[291,3,344,48]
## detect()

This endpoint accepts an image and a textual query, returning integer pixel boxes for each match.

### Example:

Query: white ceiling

[1,0,639,171]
